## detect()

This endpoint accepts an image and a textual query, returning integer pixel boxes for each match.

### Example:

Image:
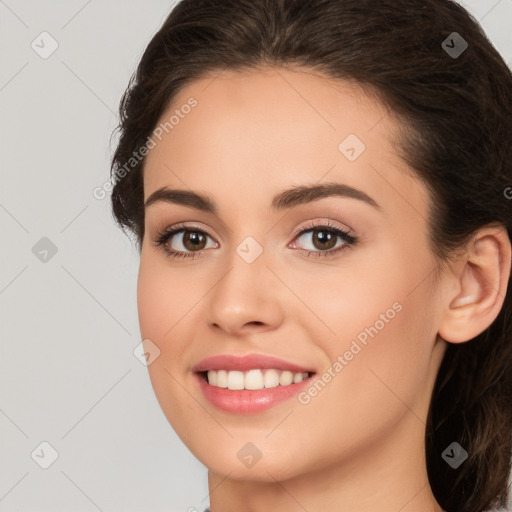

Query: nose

[205,244,286,337]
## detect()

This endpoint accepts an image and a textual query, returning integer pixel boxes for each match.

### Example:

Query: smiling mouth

[198,369,315,390]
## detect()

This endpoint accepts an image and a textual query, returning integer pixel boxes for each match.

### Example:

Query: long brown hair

[109,1,512,510]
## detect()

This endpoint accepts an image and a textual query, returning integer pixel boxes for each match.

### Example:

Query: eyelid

[153,221,217,243]
[290,218,354,239]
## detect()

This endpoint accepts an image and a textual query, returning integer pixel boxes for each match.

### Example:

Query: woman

[110,1,512,511]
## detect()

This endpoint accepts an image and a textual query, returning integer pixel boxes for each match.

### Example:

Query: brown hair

[110,1,512,510]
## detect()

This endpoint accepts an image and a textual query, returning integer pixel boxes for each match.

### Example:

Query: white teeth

[227,370,245,390]
[244,369,264,390]
[264,369,280,388]
[216,370,228,388]
[207,370,217,386]
[205,369,311,390]
[279,370,294,386]
[293,372,304,383]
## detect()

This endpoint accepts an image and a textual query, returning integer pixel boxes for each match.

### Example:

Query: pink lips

[192,354,315,414]
[192,354,314,373]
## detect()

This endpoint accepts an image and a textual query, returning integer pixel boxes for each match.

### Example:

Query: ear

[438,224,511,344]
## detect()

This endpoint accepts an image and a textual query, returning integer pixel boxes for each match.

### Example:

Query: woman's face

[138,66,449,481]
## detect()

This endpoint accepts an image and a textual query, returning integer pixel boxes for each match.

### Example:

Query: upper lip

[192,354,315,374]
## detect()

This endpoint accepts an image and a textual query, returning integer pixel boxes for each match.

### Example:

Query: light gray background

[0,1,511,511]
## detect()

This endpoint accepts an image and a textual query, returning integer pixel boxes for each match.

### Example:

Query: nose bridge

[214,233,269,307]
[205,231,284,333]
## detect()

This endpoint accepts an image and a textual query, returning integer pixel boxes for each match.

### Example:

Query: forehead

[142,65,428,223]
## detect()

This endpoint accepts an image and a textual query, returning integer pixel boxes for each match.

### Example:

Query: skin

[137,66,511,512]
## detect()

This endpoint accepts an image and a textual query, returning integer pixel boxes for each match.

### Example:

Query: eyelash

[153,220,359,261]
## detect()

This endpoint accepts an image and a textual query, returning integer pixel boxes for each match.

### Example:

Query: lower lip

[195,372,313,414]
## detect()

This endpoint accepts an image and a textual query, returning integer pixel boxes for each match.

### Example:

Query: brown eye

[310,228,338,251]
[154,225,218,259]
[294,226,354,253]
[179,230,208,251]
[290,222,359,258]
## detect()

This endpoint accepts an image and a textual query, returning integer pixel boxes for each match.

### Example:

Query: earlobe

[438,225,511,344]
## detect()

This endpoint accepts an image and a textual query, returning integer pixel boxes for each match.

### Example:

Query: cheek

[136,254,204,341]
[136,258,191,393]
[136,254,215,399]
[136,259,199,435]
[295,246,437,410]
[136,264,154,339]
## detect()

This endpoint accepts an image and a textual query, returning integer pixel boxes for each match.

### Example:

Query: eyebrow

[144,182,382,213]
